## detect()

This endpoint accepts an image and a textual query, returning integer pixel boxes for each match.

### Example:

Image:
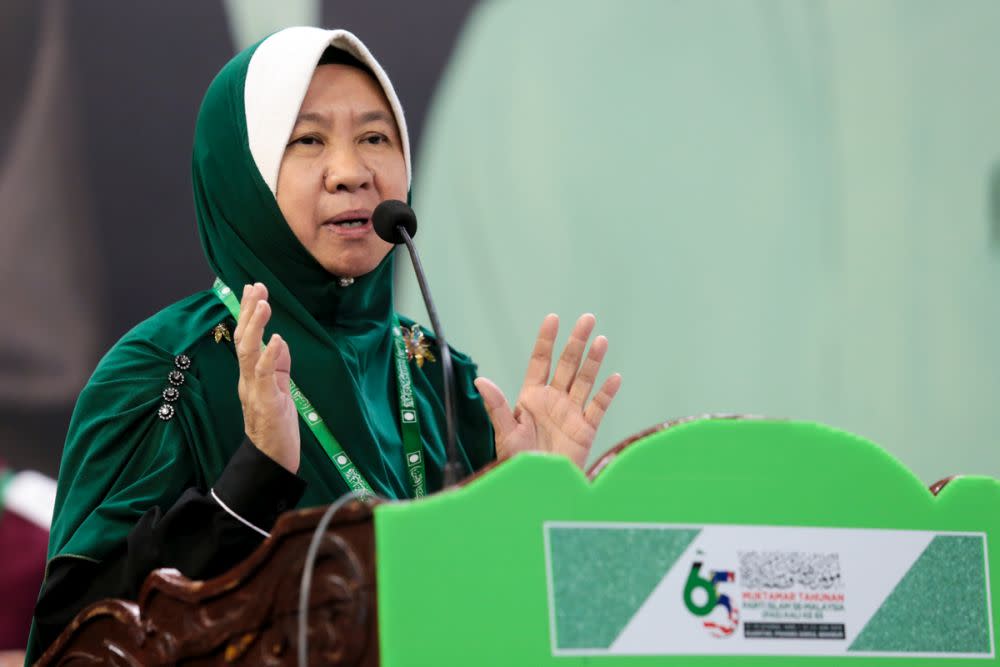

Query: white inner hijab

[244,27,411,195]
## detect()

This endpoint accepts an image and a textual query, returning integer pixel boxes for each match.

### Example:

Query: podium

[37,417,999,665]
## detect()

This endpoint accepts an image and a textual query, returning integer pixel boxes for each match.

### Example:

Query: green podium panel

[374,419,999,665]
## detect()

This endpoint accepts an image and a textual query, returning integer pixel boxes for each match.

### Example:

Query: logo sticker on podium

[543,522,993,659]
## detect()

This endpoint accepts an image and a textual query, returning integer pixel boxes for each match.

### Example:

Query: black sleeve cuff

[212,438,306,533]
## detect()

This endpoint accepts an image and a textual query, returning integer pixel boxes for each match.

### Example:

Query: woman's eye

[362,134,388,146]
[290,135,321,147]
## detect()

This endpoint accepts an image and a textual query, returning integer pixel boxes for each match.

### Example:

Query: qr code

[738,551,842,590]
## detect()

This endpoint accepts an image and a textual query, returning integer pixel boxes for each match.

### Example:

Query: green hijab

[44,27,494,575]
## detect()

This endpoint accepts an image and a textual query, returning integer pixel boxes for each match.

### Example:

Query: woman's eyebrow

[294,111,330,126]
[357,110,393,125]
[293,109,393,126]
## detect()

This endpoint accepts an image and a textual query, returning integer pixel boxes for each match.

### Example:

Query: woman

[28,27,620,661]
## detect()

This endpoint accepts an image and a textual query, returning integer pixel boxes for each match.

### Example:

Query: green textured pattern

[548,525,699,649]
[850,535,991,654]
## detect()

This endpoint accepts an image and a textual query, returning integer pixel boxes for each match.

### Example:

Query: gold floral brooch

[402,325,436,368]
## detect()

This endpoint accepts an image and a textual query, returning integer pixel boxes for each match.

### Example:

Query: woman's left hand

[474,314,622,469]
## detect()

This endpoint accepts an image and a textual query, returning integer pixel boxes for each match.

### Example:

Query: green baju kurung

[28,27,494,662]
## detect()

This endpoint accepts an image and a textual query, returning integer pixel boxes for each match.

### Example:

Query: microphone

[372,200,464,488]
[372,199,417,243]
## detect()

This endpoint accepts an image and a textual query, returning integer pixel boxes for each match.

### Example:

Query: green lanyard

[212,278,427,500]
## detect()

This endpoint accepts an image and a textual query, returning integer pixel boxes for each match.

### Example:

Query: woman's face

[276,63,407,278]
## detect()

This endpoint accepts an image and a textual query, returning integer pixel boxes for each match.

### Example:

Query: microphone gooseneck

[372,200,463,488]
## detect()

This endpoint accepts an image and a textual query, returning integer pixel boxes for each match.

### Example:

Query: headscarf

[43,26,494,581]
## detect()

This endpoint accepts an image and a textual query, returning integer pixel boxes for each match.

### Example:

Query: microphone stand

[397,226,463,487]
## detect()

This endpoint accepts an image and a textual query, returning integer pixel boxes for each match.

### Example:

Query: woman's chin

[318,252,390,280]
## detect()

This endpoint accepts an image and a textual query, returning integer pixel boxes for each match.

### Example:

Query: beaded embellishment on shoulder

[157,354,193,420]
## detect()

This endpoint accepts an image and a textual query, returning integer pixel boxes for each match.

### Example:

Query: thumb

[474,377,517,445]
[270,333,293,397]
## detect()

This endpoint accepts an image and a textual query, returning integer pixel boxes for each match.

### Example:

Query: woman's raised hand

[234,283,300,473]
[474,314,622,469]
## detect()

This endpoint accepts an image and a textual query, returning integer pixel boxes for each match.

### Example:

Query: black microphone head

[372,199,418,244]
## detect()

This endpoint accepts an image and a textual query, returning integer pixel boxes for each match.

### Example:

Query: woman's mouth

[323,209,373,236]
[334,219,367,229]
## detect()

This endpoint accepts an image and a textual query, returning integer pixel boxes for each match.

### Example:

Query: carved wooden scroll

[36,501,378,667]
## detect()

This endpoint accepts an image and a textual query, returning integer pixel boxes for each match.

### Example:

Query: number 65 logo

[683,560,740,638]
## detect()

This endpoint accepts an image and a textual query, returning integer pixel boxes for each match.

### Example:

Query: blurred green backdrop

[5,0,995,484]
[398,0,1000,482]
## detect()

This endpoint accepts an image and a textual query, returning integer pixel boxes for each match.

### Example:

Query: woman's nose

[323,149,372,193]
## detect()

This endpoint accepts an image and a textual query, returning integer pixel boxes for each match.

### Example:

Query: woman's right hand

[234,282,300,473]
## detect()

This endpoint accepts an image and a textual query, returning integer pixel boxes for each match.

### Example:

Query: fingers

[584,373,623,430]
[521,314,559,390]
[474,377,517,445]
[568,335,608,407]
[234,283,270,380]
[271,333,292,378]
[550,314,596,392]
[255,333,292,396]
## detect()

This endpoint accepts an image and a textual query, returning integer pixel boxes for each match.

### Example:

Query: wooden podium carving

[36,502,378,666]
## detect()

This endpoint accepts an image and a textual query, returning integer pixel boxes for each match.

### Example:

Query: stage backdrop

[1,0,998,484]
[398,0,1000,483]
